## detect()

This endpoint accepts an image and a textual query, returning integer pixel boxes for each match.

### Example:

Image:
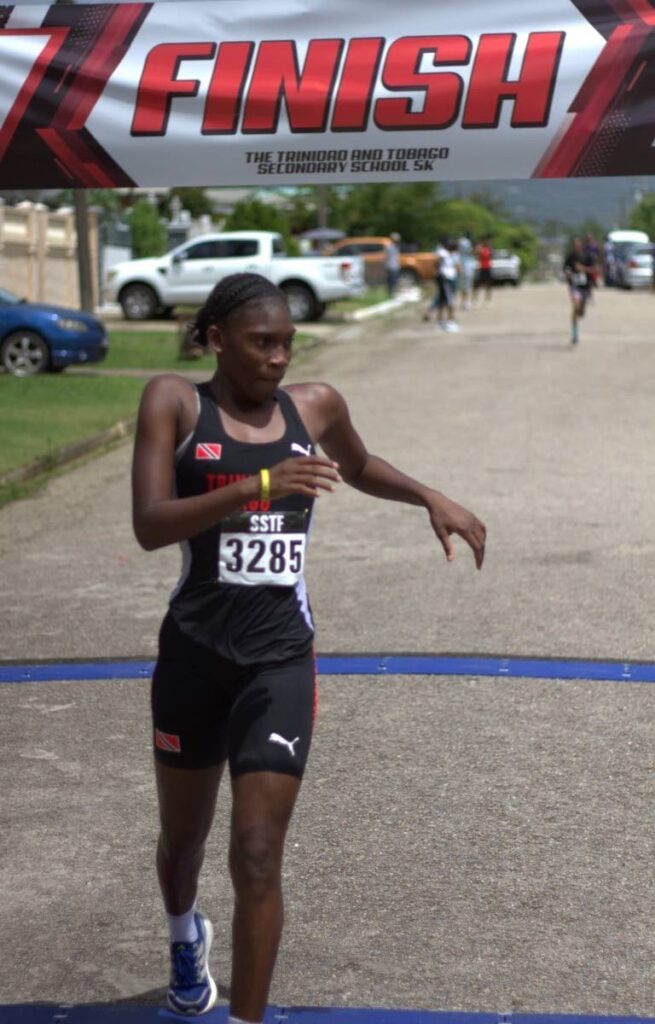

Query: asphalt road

[1,282,653,1018]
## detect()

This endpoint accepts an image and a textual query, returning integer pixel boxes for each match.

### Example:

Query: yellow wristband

[259,467,271,502]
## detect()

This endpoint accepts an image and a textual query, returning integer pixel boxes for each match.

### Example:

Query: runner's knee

[159,822,210,862]
[230,825,283,896]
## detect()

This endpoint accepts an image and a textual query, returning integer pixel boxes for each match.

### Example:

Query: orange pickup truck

[326,236,436,287]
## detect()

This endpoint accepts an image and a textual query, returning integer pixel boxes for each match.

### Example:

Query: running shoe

[167,911,217,1016]
[444,321,460,332]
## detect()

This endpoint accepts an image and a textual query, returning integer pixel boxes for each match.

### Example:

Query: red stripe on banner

[626,57,647,90]
[0,27,68,161]
[55,4,150,130]
[621,0,655,27]
[534,21,647,177]
[36,127,119,186]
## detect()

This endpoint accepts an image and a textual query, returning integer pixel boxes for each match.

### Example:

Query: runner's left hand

[427,492,486,569]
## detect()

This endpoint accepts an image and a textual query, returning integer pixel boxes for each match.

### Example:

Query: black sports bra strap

[196,381,226,438]
[277,388,313,444]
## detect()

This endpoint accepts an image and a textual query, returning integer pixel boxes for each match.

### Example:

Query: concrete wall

[0,201,98,308]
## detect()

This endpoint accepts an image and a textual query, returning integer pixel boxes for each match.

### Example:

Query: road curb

[0,417,135,486]
[347,288,422,320]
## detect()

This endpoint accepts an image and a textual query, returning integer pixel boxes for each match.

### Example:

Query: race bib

[572,271,588,287]
[218,510,308,586]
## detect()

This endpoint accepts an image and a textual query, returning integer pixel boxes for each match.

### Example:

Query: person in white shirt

[457,232,476,310]
[424,238,459,331]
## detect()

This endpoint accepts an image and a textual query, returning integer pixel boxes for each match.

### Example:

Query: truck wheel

[397,268,419,289]
[119,283,159,321]
[280,282,318,322]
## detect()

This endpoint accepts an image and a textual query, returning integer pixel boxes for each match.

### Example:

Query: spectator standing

[457,231,476,310]
[602,237,616,287]
[384,233,401,296]
[424,237,459,331]
[474,237,494,301]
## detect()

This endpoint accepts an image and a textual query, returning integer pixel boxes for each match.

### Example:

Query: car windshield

[0,286,22,306]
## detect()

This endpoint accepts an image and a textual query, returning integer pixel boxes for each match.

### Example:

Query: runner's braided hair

[192,272,288,347]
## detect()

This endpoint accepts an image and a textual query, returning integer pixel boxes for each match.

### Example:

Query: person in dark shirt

[132,273,487,1023]
[563,237,596,345]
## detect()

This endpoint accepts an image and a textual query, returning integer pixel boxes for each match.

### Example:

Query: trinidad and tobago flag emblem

[155,729,181,753]
[195,443,222,460]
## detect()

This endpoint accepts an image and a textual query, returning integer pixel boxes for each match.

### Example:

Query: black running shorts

[151,614,317,776]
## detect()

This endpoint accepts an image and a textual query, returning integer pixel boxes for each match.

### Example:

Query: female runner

[132,272,486,1022]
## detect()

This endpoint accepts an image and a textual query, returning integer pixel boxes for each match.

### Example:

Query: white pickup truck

[104,230,365,322]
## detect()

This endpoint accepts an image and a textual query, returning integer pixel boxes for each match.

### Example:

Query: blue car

[0,286,108,376]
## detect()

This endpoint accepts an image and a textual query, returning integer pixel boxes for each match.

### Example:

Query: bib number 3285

[218,511,307,586]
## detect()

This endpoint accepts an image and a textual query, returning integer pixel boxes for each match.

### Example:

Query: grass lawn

[0,288,384,498]
[104,327,216,371]
[104,326,317,371]
[0,375,145,480]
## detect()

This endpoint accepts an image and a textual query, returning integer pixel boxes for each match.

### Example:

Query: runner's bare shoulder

[139,373,198,419]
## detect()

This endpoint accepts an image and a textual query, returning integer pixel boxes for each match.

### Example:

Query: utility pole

[316,185,328,230]
[55,0,94,312]
[74,191,95,312]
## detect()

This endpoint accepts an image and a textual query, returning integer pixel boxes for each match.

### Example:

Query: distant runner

[563,237,596,345]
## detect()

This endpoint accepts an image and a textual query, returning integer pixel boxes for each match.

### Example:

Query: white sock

[228,1017,261,1024]
[167,905,198,944]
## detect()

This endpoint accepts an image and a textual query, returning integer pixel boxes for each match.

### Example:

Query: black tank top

[168,381,316,664]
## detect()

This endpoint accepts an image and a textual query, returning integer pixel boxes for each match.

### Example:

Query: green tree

[52,188,121,214]
[284,187,328,235]
[329,183,444,248]
[466,190,510,218]
[128,199,167,258]
[162,187,215,220]
[429,199,498,243]
[493,221,540,273]
[223,198,299,253]
[628,193,655,240]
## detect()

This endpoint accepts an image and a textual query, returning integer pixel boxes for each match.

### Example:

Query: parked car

[615,243,654,289]
[0,287,108,377]
[327,235,522,288]
[481,249,522,286]
[104,230,365,323]
[326,236,436,288]
[606,229,650,287]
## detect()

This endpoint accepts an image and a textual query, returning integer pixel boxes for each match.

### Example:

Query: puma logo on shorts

[268,732,300,757]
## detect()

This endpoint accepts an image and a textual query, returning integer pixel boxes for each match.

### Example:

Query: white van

[607,229,649,247]
[606,229,650,287]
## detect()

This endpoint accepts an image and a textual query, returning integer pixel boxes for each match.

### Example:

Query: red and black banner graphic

[0,0,654,187]
[0,2,149,187]
[536,0,655,176]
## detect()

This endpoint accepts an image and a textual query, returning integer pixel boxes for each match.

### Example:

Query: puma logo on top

[290,442,312,457]
[268,732,300,757]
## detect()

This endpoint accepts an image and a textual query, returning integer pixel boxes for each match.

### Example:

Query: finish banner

[0,0,654,188]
